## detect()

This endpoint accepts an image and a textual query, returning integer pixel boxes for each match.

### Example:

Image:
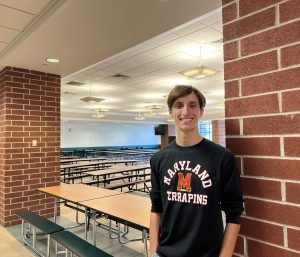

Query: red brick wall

[222,0,300,256]
[0,66,61,226]
[212,120,226,147]
[160,125,169,149]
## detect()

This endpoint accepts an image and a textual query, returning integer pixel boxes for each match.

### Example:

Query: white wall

[61,123,160,148]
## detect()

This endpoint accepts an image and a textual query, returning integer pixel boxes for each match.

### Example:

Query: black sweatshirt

[150,139,244,257]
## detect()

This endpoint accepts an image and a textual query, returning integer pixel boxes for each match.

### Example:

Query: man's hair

[167,85,206,110]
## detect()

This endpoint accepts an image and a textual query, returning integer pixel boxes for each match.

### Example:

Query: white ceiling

[0,0,224,126]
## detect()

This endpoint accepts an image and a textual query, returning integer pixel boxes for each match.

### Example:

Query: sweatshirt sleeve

[150,156,163,213]
[221,152,244,224]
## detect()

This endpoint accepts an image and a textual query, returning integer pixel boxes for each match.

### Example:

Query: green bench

[16,210,113,257]
[52,230,113,257]
[16,210,64,257]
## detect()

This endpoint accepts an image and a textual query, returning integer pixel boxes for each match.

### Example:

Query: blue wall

[61,123,160,148]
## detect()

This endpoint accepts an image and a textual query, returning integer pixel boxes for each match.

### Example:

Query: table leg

[143,229,148,257]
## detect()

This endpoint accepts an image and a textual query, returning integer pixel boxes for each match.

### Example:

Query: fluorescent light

[94,108,109,112]
[180,66,217,79]
[92,114,105,118]
[46,58,60,63]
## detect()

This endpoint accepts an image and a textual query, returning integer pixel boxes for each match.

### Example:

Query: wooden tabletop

[38,184,122,203]
[85,165,150,177]
[81,193,151,230]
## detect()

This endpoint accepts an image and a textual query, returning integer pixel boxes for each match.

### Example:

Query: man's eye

[175,103,182,108]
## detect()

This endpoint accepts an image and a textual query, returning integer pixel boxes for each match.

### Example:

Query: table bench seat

[52,230,113,257]
[16,210,64,257]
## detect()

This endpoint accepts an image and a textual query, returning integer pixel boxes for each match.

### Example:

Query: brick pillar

[222,1,300,256]
[0,66,61,226]
[160,125,169,149]
[212,120,226,147]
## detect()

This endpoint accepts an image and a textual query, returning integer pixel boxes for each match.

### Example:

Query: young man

[149,85,244,257]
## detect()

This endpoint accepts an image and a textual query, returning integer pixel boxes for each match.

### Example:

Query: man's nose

[182,105,190,115]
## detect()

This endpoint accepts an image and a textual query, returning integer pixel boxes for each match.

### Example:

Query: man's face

[170,92,203,133]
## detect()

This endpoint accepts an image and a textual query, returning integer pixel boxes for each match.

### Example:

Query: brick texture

[244,158,300,180]
[240,217,284,245]
[281,43,300,67]
[0,66,61,226]
[241,177,281,200]
[243,114,300,135]
[160,125,169,149]
[225,119,240,135]
[282,89,300,112]
[225,80,239,98]
[239,0,281,17]
[222,0,235,5]
[241,67,300,96]
[224,51,278,80]
[248,239,300,257]
[223,3,237,24]
[280,0,300,23]
[241,20,300,56]
[223,7,276,42]
[225,93,279,117]
[223,1,300,254]
[284,137,300,157]
[212,120,226,147]
[287,228,300,251]
[226,137,280,156]
[286,182,300,205]
[245,198,300,227]
[223,41,239,61]
[233,236,244,255]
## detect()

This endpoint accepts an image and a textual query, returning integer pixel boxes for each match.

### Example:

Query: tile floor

[0,196,148,257]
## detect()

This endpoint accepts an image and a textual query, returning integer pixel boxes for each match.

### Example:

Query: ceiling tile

[149,32,180,45]
[0,26,19,43]
[0,0,51,14]
[200,9,222,25]
[210,21,223,32]
[0,5,35,30]
[185,27,222,44]
[175,21,207,36]
[0,41,7,51]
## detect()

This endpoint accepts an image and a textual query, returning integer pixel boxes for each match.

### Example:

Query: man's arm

[219,223,240,257]
[149,212,161,256]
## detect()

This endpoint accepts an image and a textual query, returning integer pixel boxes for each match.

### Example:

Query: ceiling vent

[111,73,130,79]
[66,81,86,86]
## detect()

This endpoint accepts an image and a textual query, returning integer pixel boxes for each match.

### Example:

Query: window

[199,120,212,141]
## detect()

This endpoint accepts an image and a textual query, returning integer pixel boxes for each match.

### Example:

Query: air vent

[66,81,86,86]
[111,74,130,79]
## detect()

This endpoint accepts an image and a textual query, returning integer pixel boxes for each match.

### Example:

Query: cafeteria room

[0,0,299,256]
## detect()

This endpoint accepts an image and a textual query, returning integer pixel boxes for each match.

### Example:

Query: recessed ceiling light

[46,58,60,63]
